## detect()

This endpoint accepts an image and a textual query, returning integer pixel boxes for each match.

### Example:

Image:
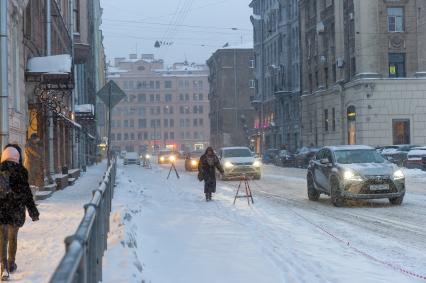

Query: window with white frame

[249,79,255,88]
[388,7,404,32]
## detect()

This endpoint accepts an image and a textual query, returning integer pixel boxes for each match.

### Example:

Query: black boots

[205,193,212,201]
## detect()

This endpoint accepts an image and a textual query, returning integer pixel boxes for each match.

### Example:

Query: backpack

[0,171,11,199]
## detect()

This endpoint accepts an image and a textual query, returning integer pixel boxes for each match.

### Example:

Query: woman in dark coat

[0,146,39,280]
[198,147,224,201]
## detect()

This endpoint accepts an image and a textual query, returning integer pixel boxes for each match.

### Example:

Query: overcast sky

[100,0,254,66]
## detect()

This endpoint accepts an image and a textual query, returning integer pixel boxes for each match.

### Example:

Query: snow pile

[27,54,72,74]
[12,162,106,282]
[75,104,94,114]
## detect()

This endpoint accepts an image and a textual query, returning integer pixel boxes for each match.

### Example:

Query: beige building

[108,54,210,153]
[300,0,426,147]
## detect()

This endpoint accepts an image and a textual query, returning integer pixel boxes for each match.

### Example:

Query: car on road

[294,147,320,168]
[124,152,140,165]
[307,145,405,207]
[379,144,419,166]
[120,150,127,159]
[262,149,279,164]
[157,150,176,164]
[405,147,426,169]
[274,150,295,167]
[185,151,203,171]
[218,147,262,180]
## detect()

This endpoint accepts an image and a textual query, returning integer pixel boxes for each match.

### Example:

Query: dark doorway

[393,119,410,144]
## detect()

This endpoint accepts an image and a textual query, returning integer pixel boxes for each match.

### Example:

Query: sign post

[96,80,126,166]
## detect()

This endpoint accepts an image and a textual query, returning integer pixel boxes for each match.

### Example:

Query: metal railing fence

[49,158,117,283]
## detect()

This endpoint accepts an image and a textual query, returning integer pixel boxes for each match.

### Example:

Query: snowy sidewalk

[12,161,107,283]
[103,163,424,283]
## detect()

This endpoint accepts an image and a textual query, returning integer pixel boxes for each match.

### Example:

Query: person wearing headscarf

[198,147,224,201]
[0,146,39,280]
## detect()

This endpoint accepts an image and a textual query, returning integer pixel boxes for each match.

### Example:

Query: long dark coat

[198,154,224,194]
[0,161,40,227]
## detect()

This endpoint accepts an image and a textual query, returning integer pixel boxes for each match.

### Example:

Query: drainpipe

[69,0,78,169]
[0,0,9,149]
[46,0,55,177]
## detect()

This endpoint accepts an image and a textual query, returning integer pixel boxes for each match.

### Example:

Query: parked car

[262,149,280,164]
[274,150,295,167]
[380,145,419,166]
[405,147,426,169]
[294,147,320,168]
[218,147,262,180]
[157,150,176,164]
[307,145,405,207]
[185,151,203,171]
[120,150,127,159]
[124,152,140,165]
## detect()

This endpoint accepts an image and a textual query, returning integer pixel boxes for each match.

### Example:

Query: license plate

[370,184,389,191]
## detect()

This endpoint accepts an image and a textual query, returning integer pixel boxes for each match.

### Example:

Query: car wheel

[389,194,404,205]
[307,174,320,201]
[330,177,344,207]
[254,174,261,180]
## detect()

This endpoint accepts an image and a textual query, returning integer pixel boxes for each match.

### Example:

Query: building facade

[249,0,301,153]
[207,46,256,149]
[300,0,426,147]
[109,54,210,153]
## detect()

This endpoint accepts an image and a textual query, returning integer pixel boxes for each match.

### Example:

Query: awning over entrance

[27,54,72,75]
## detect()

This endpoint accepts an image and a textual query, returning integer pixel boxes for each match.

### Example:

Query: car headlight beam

[343,170,363,182]
[191,160,198,166]
[145,154,151,159]
[169,155,176,162]
[253,160,262,167]
[224,161,234,168]
[393,169,405,180]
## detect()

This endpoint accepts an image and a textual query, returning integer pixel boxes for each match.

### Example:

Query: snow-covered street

[103,161,426,283]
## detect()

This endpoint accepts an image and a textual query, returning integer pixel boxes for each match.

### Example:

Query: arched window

[347,106,356,145]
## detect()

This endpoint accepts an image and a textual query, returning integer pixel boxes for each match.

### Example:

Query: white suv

[218,147,262,180]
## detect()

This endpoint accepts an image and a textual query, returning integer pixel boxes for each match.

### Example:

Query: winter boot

[205,194,209,201]
[208,193,212,200]
[1,265,8,281]
[8,262,16,274]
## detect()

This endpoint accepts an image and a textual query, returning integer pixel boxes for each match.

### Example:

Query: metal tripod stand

[233,174,254,205]
[167,162,180,179]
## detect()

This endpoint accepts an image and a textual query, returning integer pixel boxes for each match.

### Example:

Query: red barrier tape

[291,207,426,281]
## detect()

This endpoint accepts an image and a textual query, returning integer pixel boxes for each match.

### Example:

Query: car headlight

[191,160,198,166]
[253,160,262,167]
[393,169,405,180]
[343,170,363,182]
[160,156,165,161]
[224,161,234,168]
[145,154,151,159]
[169,155,176,162]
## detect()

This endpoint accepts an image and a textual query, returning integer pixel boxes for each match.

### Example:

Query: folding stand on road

[233,174,254,205]
[167,162,180,179]
[144,159,152,169]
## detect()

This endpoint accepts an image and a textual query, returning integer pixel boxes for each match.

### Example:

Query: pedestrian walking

[0,146,39,281]
[198,147,224,201]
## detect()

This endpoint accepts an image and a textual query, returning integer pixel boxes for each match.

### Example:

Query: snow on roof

[221,42,254,50]
[27,54,72,74]
[408,148,426,157]
[108,66,128,73]
[75,104,94,114]
[325,145,374,151]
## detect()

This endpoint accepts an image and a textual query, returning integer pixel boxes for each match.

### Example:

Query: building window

[249,80,255,88]
[150,94,154,102]
[393,119,410,144]
[389,53,406,78]
[156,94,161,102]
[165,81,172,88]
[164,119,169,128]
[324,67,329,88]
[164,132,169,140]
[170,132,175,139]
[388,7,404,32]
[165,94,172,102]
[249,59,255,68]
[156,81,160,89]
[138,119,146,128]
[185,94,189,101]
[170,119,175,127]
[332,108,336,131]
[124,133,129,141]
[199,93,204,101]
[73,0,80,33]
[129,120,134,128]
[324,109,329,132]
[117,133,122,141]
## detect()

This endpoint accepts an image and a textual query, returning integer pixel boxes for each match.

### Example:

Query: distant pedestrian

[0,146,39,281]
[198,147,224,201]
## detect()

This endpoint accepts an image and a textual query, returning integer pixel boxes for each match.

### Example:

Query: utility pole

[0,0,9,149]
[46,0,55,179]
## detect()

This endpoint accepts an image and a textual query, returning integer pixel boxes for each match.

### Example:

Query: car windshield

[190,152,203,158]
[159,151,172,155]
[334,149,386,164]
[223,148,252,158]
[126,153,138,159]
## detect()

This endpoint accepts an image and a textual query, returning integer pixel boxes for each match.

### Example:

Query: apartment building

[300,0,426,146]
[207,46,256,150]
[108,54,210,153]
[249,0,301,152]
